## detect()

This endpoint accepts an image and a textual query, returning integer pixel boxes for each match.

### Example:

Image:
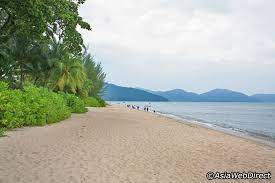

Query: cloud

[79,0,275,94]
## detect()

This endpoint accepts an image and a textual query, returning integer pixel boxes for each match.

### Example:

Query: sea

[110,102,275,142]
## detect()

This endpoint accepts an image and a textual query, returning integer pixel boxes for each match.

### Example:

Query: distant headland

[102,83,275,102]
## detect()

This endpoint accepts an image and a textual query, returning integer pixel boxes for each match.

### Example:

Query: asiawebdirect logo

[206,171,271,180]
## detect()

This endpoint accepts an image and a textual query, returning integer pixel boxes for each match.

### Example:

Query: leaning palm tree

[49,55,87,95]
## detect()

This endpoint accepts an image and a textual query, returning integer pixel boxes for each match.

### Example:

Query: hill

[147,89,202,102]
[105,84,273,102]
[251,94,275,102]
[200,89,258,102]
[146,88,258,102]
[102,83,168,101]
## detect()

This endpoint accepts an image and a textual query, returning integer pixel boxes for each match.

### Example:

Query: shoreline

[151,110,275,148]
[0,105,274,182]
[115,102,275,148]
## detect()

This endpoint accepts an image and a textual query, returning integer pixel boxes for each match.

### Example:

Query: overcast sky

[79,0,275,94]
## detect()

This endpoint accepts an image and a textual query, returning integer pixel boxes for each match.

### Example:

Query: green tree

[0,0,91,54]
[49,55,87,95]
[2,37,35,88]
[26,38,66,87]
[0,42,14,82]
[0,0,91,88]
[0,37,54,88]
[82,52,106,97]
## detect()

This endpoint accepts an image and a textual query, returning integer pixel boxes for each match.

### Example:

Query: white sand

[0,105,274,183]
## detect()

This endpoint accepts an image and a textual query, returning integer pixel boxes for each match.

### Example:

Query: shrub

[83,97,100,107]
[0,82,9,92]
[0,128,5,137]
[0,84,71,129]
[96,97,107,107]
[0,82,90,136]
[61,93,87,113]
[83,97,106,107]
[23,86,71,125]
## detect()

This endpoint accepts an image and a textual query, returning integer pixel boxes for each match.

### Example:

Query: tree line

[0,0,105,98]
[0,0,106,136]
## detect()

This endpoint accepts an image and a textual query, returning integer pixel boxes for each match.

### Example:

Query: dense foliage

[0,0,91,54]
[0,0,106,98]
[0,82,106,135]
[0,1,107,136]
[0,83,71,129]
[61,92,87,113]
[95,97,107,107]
[84,97,106,107]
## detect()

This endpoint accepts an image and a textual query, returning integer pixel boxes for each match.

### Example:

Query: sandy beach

[0,105,274,183]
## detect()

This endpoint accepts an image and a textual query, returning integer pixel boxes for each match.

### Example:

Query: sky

[79,0,275,95]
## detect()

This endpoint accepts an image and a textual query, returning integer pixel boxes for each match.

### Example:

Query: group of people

[143,106,149,111]
[126,104,155,113]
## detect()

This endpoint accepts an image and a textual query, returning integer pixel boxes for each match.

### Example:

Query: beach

[0,105,274,183]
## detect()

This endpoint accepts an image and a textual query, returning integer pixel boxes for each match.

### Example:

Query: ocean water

[110,102,275,140]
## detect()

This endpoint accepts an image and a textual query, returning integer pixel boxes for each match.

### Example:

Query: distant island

[102,83,275,102]
[102,83,168,101]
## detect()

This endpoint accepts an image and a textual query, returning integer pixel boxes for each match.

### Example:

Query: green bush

[0,128,5,137]
[83,97,106,107]
[96,97,106,107]
[0,83,71,129]
[0,82,9,92]
[83,97,100,107]
[0,82,91,136]
[23,86,71,125]
[61,93,87,113]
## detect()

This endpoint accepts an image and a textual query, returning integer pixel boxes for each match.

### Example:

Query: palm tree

[0,36,52,88]
[2,37,34,88]
[49,55,87,95]
[26,38,66,87]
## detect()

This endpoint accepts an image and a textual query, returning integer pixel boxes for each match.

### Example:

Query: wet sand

[0,105,274,183]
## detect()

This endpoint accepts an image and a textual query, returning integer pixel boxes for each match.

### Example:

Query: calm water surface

[110,102,275,140]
